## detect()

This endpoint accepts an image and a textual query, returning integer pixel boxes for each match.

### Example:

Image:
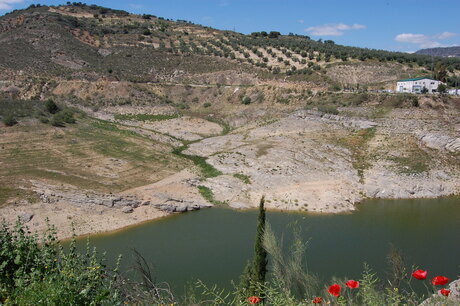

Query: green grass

[387,145,430,175]
[0,116,188,204]
[388,156,429,175]
[204,116,231,135]
[114,113,180,121]
[233,173,251,184]
[336,127,376,183]
[198,185,225,205]
[173,146,222,178]
[0,187,37,208]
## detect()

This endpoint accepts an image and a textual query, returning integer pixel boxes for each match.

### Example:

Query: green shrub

[50,114,65,127]
[233,173,251,184]
[242,96,252,105]
[45,99,59,114]
[60,109,77,124]
[203,102,211,108]
[50,109,76,127]
[0,221,122,305]
[2,115,17,126]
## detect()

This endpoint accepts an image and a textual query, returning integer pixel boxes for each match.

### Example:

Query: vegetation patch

[2,115,17,127]
[387,145,430,175]
[173,146,222,178]
[0,116,187,203]
[0,221,122,305]
[0,99,77,127]
[233,173,251,184]
[336,127,376,182]
[382,94,419,108]
[198,185,225,205]
[317,104,339,115]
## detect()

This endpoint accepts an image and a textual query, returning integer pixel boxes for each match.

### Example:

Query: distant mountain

[415,46,460,57]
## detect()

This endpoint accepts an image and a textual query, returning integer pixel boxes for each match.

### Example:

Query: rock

[112,198,141,208]
[448,279,460,300]
[122,207,133,213]
[174,205,188,212]
[101,199,114,207]
[153,199,212,213]
[420,134,460,153]
[97,48,112,57]
[420,279,460,305]
[154,204,176,212]
[141,200,151,206]
[19,212,34,223]
[446,138,460,153]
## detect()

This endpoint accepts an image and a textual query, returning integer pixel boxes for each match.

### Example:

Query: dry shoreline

[2,192,459,242]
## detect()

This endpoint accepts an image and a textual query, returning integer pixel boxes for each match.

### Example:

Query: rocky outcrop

[420,134,460,153]
[153,195,211,213]
[32,181,142,211]
[293,109,378,129]
[18,212,34,223]
[420,279,460,305]
[185,108,459,213]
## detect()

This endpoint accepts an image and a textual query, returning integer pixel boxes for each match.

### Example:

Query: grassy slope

[0,116,189,207]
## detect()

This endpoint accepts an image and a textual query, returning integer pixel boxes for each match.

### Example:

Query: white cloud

[297,19,304,24]
[436,32,457,39]
[395,32,457,48]
[305,23,366,36]
[0,0,24,10]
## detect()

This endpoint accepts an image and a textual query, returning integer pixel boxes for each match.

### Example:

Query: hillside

[416,46,460,58]
[1,4,459,92]
[0,3,459,239]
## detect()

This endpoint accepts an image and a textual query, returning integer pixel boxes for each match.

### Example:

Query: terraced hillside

[0,4,459,238]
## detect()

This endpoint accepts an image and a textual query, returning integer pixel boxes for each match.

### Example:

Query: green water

[73,197,460,294]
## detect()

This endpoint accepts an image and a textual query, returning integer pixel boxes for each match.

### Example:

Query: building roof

[397,77,437,82]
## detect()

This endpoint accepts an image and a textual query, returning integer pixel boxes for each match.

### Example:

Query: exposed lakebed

[71,197,460,294]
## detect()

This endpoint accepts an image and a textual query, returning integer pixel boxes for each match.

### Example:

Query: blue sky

[1,0,459,52]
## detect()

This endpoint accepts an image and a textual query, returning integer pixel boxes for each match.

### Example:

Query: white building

[396,77,445,94]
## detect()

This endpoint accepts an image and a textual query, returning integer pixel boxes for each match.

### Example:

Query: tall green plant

[254,196,268,286]
[237,197,268,300]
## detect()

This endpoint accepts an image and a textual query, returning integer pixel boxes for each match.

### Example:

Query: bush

[50,114,65,127]
[49,109,75,127]
[2,115,17,126]
[242,96,252,105]
[45,100,59,114]
[0,221,122,305]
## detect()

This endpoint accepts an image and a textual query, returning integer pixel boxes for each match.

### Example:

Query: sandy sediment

[0,200,169,240]
[0,169,209,240]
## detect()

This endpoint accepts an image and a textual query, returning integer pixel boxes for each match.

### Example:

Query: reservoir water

[73,197,460,294]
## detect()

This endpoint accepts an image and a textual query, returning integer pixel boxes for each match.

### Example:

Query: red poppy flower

[248,296,261,304]
[312,296,323,304]
[432,276,449,286]
[412,270,428,280]
[440,288,451,297]
[346,280,359,289]
[328,284,341,297]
